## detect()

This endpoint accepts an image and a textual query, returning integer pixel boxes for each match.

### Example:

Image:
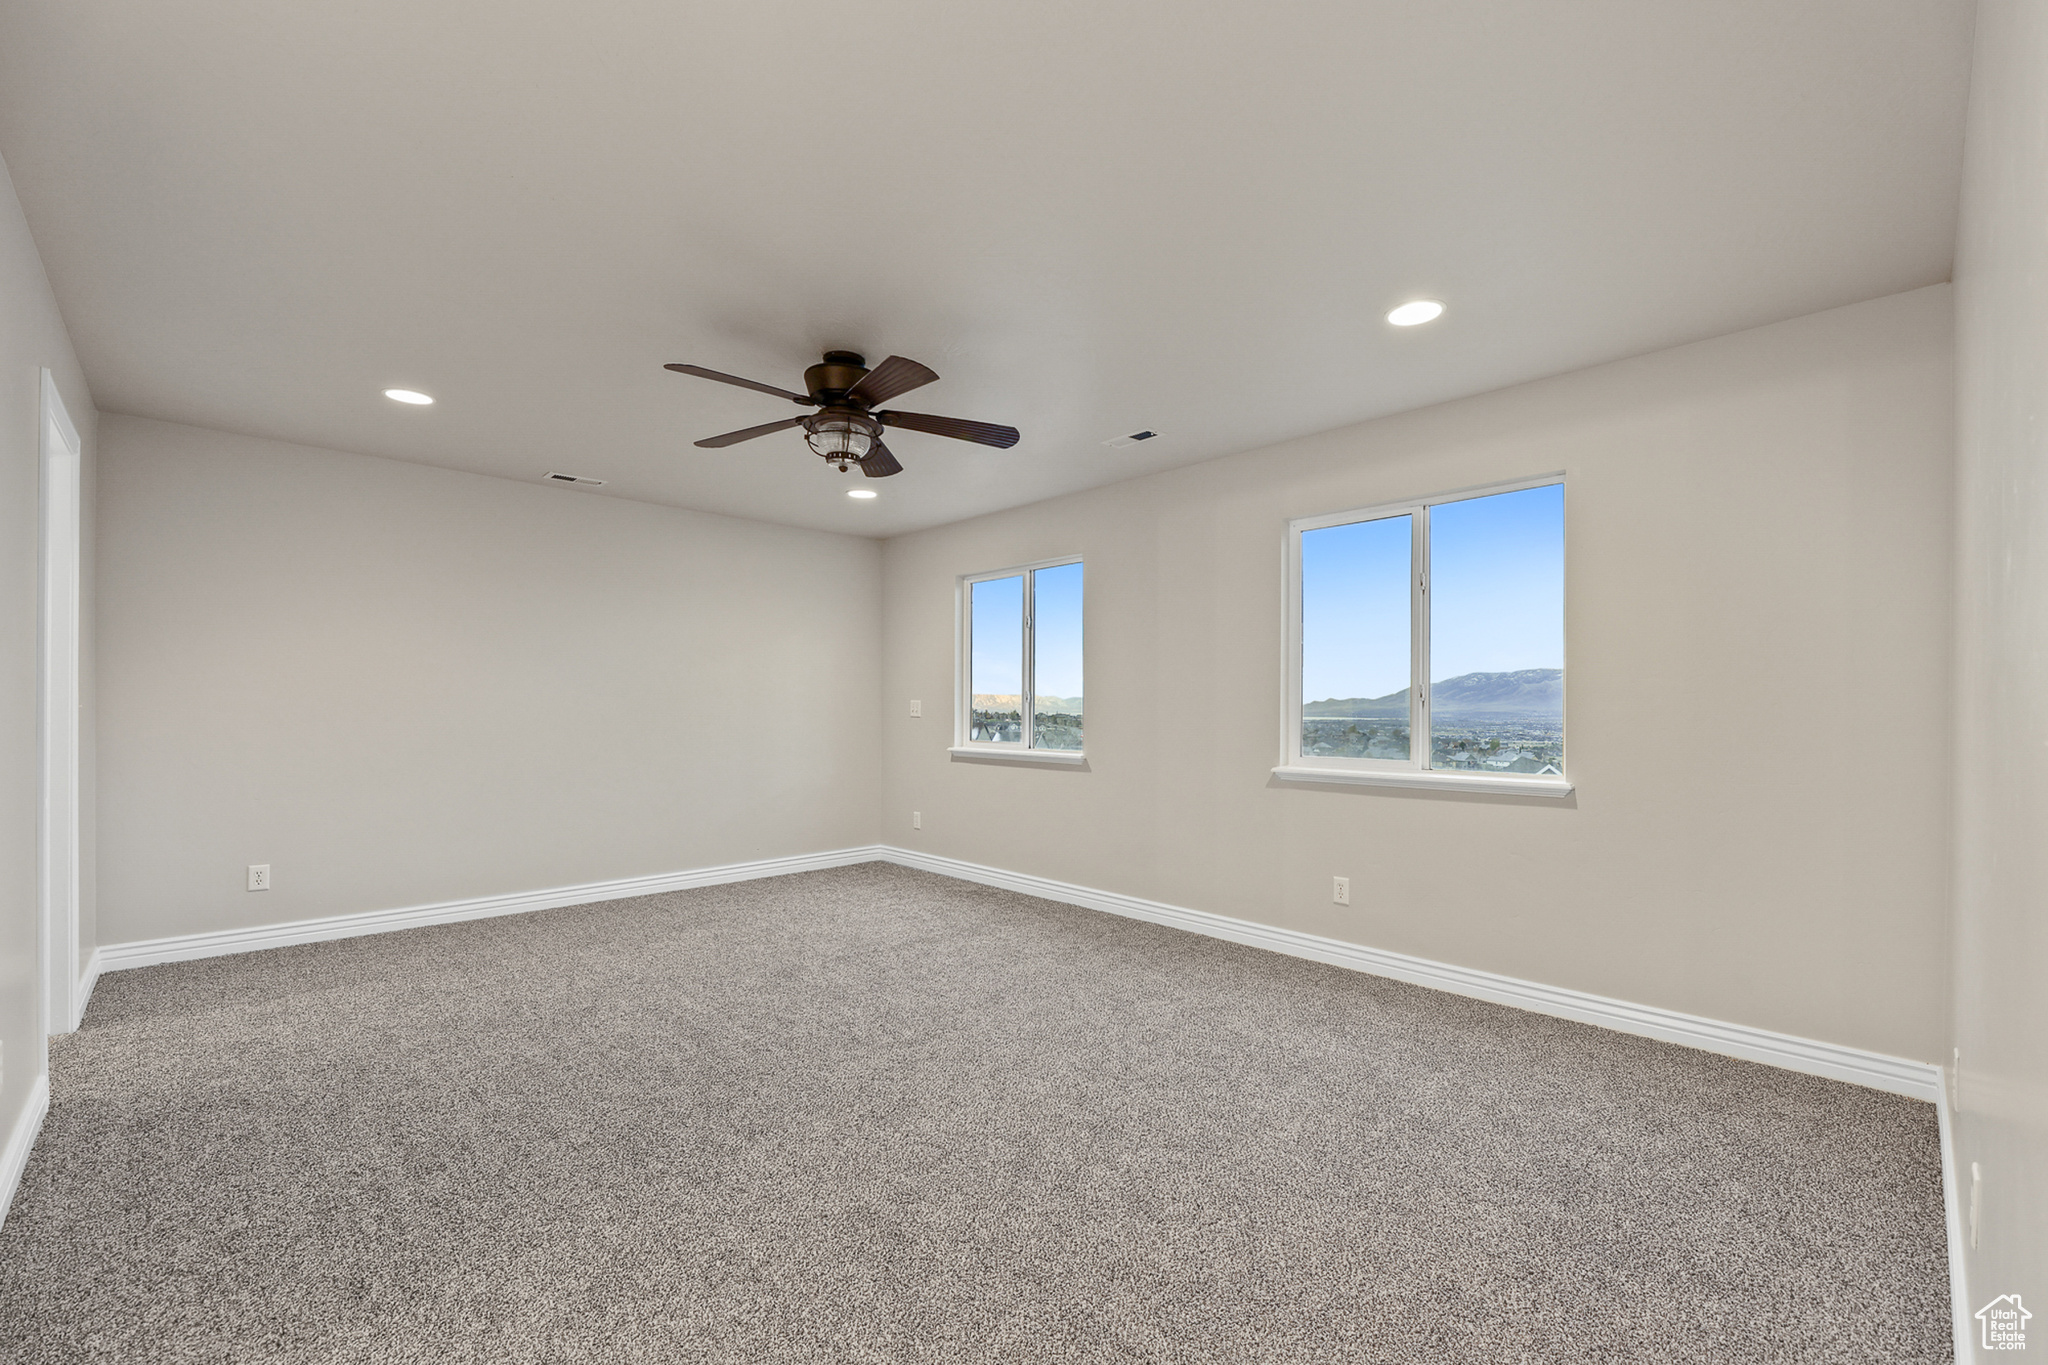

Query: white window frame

[1275,473,1570,797]
[953,555,1086,765]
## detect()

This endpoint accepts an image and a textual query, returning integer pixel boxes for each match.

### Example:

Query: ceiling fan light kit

[664,349,1018,481]
[805,411,879,465]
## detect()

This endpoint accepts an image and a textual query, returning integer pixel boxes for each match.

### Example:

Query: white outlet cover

[910,700,922,717]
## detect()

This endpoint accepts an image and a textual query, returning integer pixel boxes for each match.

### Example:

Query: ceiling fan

[664,351,1019,479]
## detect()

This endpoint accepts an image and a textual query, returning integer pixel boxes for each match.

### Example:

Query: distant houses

[969,695,1083,747]
[1302,714,1564,773]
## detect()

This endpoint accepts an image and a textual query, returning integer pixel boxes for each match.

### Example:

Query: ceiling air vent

[1103,430,1157,449]
[545,472,605,486]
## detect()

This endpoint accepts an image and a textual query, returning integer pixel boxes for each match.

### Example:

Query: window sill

[950,746,1087,766]
[1271,764,1572,797]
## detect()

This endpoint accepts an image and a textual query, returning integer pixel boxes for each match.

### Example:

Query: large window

[1283,479,1566,793]
[958,558,1084,761]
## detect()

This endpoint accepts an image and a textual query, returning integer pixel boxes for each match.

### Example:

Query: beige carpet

[0,862,1951,1362]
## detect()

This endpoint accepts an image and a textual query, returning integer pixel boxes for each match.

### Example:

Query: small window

[1286,479,1565,790]
[959,558,1084,758]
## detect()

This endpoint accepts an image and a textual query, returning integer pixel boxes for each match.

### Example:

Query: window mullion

[1414,504,1431,771]
[1022,570,1036,748]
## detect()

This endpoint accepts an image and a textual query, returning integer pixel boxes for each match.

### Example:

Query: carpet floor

[0,863,1950,1363]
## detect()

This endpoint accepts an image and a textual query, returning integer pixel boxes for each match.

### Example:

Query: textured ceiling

[0,0,1973,536]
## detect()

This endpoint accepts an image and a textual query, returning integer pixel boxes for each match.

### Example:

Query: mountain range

[1304,669,1561,718]
[970,695,1083,715]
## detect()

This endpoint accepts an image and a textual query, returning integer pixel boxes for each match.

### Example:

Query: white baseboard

[1936,1072,1975,1364]
[0,1071,50,1235]
[95,846,886,974]
[72,949,101,1031]
[875,846,1944,1103]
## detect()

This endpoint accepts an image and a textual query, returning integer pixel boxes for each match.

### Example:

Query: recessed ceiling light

[384,388,434,405]
[1386,300,1444,327]
[847,488,879,499]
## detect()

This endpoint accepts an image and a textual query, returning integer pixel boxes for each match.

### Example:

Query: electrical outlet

[910,699,922,717]
[912,811,922,830]
[1332,876,1350,906]
[247,864,271,891]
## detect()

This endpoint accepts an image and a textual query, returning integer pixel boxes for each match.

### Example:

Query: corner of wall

[0,141,99,1217]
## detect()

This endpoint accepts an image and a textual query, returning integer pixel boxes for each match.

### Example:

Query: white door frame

[39,369,82,1035]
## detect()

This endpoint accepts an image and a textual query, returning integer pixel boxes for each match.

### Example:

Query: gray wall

[96,416,879,945]
[1953,0,2048,1314]
[0,148,96,1161]
[882,286,1954,1065]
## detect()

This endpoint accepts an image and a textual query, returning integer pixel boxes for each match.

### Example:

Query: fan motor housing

[804,351,870,405]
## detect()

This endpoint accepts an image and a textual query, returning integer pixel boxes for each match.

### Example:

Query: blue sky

[971,563,1084,699]
[1032,562,1084,698]
[1302,513,1410,702]
[1302,484,1563,702]
[971,575,1023,695]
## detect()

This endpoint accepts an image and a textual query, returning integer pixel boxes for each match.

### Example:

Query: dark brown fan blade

[845,355,938,408]
[693,416,806,448]
[858,441,903,478]
[665,364,814,405]
[879,409,1020,449]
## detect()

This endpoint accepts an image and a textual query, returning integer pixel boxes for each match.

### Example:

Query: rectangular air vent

[545,472,605,486]
[1103,430,1158,449]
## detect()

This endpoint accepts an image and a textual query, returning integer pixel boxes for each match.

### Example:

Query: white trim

[1284,502,1422,779]
[1289,470,1569,535]
[39,370,83,1035]
[1272,764,1572,797]
[873,846,1940,1101]
[950,746,1086,766]
[96,847,884,972]
[1936,1070,1975,1364]
[0,1072,51,1234]
[39,367,78,452]
[76,948,102,1025]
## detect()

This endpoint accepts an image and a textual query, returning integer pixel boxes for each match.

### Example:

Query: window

[957,558,1084,762]
[1281,478,1567,794]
